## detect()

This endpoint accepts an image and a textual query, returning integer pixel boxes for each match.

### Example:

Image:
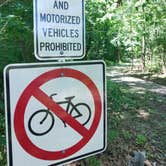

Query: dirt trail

[106,65,166,166]
[107,65,166,96]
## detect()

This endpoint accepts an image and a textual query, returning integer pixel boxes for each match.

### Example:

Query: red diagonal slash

[33,87,89,137]
[14,67,102,160]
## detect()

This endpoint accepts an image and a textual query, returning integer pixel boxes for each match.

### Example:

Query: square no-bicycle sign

[4,61,106,166]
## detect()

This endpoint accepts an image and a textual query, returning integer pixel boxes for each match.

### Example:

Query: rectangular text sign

[34,0,85,60]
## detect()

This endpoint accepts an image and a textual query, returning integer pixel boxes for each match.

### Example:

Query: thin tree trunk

[131,48,134,71]
[162,45,166,74]
[141,35,146,70]
[150,45,153,68]
[117,48,121,62]
[141,3,146,71]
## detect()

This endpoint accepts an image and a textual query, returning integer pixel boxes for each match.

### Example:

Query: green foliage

[0,1,35,165]
[85,0,119,62]
[107,80,124,112]
[147,63,162,74]
[0,0,36,73]
[1,0,166,68]
[85,0,166,72]
[136,134,147,146]
[86,156,101,166]
[107,79,138,113]
[122,130,132,140]
[0,98,6,165]
[108,129,118,141]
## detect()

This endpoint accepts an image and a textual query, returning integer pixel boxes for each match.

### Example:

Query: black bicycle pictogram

[28,93,91,136]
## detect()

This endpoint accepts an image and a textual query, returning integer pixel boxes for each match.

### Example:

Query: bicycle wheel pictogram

[28,94,92,136]
[70,103,91,127]
[28,109,55,136]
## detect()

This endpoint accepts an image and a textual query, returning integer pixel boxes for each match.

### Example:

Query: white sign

[4,61,106,166]
[34,0,85,60]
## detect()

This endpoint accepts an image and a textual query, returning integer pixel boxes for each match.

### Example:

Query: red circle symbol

[14,68,102,160]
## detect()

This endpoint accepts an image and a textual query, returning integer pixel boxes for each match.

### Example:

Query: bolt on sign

[4,61,106,166]
[34,0,85,60]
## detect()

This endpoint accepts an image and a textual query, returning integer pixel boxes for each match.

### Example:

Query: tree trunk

[149,43,153,68]
[141,35,146,70]
[117,48,121,62]
[141,3,146,71]
[162,45,166,74]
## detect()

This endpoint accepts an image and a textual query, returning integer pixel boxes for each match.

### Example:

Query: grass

[136,134,147,146]
[101,79,166,165]
[85,156,101,166]
[0,87,6,166]
[108,129,119,141]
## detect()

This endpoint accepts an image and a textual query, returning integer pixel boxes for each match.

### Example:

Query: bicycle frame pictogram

[28,93,91,136]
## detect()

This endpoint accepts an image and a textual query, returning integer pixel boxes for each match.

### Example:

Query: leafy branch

[0,0,11,8]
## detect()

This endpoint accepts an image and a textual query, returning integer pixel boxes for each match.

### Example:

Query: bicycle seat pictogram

[28,93,91,136]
